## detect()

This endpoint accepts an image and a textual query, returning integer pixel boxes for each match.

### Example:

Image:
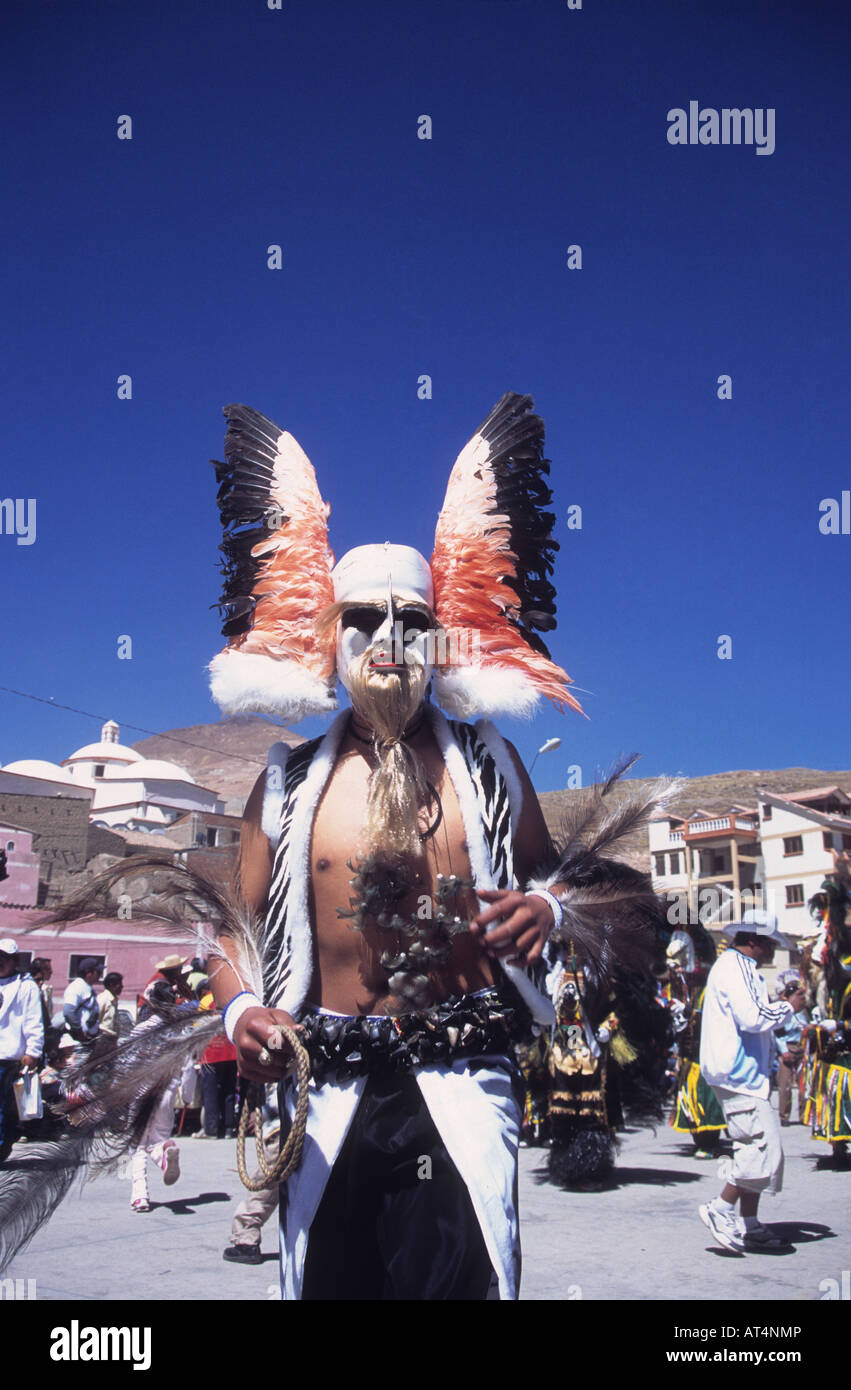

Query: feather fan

[0,857,268,1274]
[0,1010,224,1275]
[431,391,582,720]
[45,853,266,1001]
[209,403,338,720]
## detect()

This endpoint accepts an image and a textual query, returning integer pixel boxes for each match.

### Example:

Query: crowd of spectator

[0,942,239,1172]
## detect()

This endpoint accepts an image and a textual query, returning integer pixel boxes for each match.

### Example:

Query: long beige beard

[346,650,430,857]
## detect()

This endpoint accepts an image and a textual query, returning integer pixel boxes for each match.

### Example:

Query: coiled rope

[236,1024,310,1191]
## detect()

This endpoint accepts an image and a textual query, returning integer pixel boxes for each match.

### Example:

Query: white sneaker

[160,1140,180,1187]
[699,1203,745,1252]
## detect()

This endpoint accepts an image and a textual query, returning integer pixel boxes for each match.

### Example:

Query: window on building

[206,827,217,847]
[94,765,105,778]
[5,840,13,852]
[68,953,107,980]
[762,805,772,821]
[843,834,851,851]
[669,851,681,875]
[654,855,667,877]
[783,836,803,856]
[785,884,804,907]
[823,831,834,851]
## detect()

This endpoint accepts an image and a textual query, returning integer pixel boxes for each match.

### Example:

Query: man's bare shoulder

[497,734,555,879]
[243,769,267,827]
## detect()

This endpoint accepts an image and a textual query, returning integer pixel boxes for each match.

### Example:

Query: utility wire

[0,685,294,768]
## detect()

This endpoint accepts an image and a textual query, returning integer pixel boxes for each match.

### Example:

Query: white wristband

[223,991,263,1042]
[526,888,564,933]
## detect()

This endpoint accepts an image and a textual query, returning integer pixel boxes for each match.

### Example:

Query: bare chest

[310,748,473,896]
[306,744,492,1009]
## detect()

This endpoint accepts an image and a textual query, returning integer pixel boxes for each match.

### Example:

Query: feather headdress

[209,403,337,720]
[431,392,581,720]
[208,392,581,722]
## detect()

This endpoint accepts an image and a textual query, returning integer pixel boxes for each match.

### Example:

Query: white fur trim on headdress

[209,650,338,722]
[432,665,542,722]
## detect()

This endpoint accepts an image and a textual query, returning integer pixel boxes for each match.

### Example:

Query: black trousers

[0,1061,19,1157]
[300,1072,495,1300]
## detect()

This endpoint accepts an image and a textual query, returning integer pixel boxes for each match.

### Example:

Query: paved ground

[4,1101,847,1307]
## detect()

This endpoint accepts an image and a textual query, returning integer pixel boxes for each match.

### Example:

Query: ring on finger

[257,1047,273,1067]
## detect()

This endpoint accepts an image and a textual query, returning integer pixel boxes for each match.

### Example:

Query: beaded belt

[298,987,529,1085]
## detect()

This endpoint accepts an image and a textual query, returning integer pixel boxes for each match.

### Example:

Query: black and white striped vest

[258,704,550,1022]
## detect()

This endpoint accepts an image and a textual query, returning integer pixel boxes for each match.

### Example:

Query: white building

[61,718,142,785]
[757,786,851,939]
[0,759,92,801]
[649,805,763,927]
[1,721,225,832]
[649,783,851,949]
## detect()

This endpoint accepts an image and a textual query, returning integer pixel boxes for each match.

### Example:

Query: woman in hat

[136,955,194,1014]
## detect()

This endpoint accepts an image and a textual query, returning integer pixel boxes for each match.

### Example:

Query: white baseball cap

[722,908,790,949]
[0,938,18,956]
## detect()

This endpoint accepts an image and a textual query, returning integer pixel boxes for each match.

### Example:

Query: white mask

[335,597,436,692]
[331,544,436,692]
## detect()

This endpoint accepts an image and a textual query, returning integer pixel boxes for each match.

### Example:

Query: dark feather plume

[476,392,559,654]
[58,1010,224,1153]
[532,757,679,984]
[212,403,290,639]
[547,1126,615,1186]
[0,1134,92,1275]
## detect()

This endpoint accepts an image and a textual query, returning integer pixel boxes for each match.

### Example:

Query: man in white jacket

[698,911,805,1252]
[0,939,44,1162]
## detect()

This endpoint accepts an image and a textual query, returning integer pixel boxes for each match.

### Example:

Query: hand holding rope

[236,1023,310,1191]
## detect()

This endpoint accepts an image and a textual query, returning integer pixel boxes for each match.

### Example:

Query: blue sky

[1,0,848,794]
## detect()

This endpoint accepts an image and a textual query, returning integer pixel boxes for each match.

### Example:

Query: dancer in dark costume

[541,853,671,1189]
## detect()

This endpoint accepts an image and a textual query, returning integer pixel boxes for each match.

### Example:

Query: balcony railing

[685,815,757,837]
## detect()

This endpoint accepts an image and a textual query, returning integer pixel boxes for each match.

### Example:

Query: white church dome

[62,720,141,769]
[64,742,141,765]
[2,759,75,783]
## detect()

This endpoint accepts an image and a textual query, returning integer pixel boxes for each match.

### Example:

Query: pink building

[0,905,203,1010]
[0,822,40,907]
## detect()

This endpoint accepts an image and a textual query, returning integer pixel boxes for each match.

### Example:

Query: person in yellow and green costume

[667,928,726,1158]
